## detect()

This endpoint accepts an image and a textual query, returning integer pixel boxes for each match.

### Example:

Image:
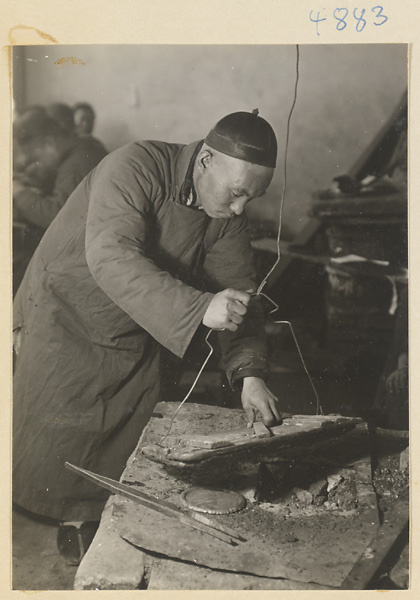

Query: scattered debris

[293,488,313,507]
[309,480,328,505]
[328,473,358,511]
[373,454,409,514]
[327,474,343,493]
[399,447,409,472]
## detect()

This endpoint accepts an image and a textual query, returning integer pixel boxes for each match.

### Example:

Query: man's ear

[197,148,212,172]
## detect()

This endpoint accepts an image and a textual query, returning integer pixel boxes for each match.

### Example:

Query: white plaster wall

[14,44,407,237]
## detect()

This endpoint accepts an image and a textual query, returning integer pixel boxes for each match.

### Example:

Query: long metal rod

[65,462,246,545]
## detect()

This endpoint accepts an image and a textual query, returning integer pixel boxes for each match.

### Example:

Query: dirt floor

[12,506,78,590]
[11,353,410,590]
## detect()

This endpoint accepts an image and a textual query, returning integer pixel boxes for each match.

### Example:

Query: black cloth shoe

[57,521,99,566]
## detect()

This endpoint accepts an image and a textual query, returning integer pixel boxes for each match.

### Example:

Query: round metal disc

[180,487,246,514]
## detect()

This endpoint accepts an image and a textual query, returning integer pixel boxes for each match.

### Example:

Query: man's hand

[386,352,408,396]
[13,180,28,198]
[386,367,408,396]
[203,288,250,332]
[241,376,282,426]
[14,181,40,201]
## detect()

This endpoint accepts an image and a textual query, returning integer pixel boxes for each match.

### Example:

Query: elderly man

[13,110,281,560]
[13,105,107,231]
[13,106,108,293]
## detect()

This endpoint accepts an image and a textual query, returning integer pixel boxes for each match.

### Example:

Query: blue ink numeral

[353,8,367,31]
[310,10,327,36]
[372,5,388,26]
[311,6,389,35]
[334,7,349,31]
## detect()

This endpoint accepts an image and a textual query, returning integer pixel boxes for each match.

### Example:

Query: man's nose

[230,200,245,216]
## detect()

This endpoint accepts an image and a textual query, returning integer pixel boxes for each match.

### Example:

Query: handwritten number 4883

[310,6,388,36]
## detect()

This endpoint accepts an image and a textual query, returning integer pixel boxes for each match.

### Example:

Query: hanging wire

[160,329,215,445]
[252,291,321,415]
[271,320,322,415]
[257,44,300,296]
[160,45,321,444]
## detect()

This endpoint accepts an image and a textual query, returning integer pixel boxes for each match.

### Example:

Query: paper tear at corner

[9,25,59,45]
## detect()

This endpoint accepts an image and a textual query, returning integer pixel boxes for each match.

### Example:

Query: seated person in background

[73,102,96,137]
[13,105,57,191]
[13,106,58,293]
[13,104,107,232]
[15,104,75,194]
[373,286,408,430]
[46,102,76,136]
[13,105,107,293]
[15,104,75,193]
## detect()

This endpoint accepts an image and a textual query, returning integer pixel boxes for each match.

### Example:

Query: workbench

[74,402,408,590]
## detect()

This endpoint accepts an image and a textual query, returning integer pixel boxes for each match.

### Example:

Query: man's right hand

[202,289,251,331]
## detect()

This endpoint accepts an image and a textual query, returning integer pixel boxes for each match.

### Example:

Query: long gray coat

[13,140,268,521]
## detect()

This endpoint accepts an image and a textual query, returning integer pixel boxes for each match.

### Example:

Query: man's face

[23,137,61,170]
[74,109,94,136]
[194,147,274,219]
[30,136,60,169]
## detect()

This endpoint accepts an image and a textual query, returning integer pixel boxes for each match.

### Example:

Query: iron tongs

[65,462,246,546]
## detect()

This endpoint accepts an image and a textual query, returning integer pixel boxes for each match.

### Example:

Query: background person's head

[46,103,75,137]
[13,106,46,171]
[193,110,277,219]
[73,102,95,136]
[14,105,76,170]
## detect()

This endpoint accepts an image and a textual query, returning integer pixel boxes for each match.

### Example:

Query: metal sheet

[148,556,336,590]
[116,403,380,587]
[117,494,379,587]
[142,414,363,466]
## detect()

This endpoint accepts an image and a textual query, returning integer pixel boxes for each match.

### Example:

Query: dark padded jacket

[13,140,268,521]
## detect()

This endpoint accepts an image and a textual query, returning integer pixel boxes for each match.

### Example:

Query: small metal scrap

[180,488,247,515]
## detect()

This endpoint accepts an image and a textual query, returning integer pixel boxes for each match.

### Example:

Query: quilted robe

[13,140,269,521]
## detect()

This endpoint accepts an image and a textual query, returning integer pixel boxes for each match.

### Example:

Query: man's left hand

[13,180,28,198]
[14,181,40,200]
[241,376,282,427]
[386,366,408,396]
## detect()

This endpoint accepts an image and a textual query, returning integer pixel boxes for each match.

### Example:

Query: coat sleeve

[85,151,213,359]
[201,214,269,388]
[14,172,77,229]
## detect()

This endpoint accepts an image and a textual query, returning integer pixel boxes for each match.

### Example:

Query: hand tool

[65,462,246,546]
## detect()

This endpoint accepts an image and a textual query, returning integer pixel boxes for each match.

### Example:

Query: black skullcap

[204,109,277,168]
